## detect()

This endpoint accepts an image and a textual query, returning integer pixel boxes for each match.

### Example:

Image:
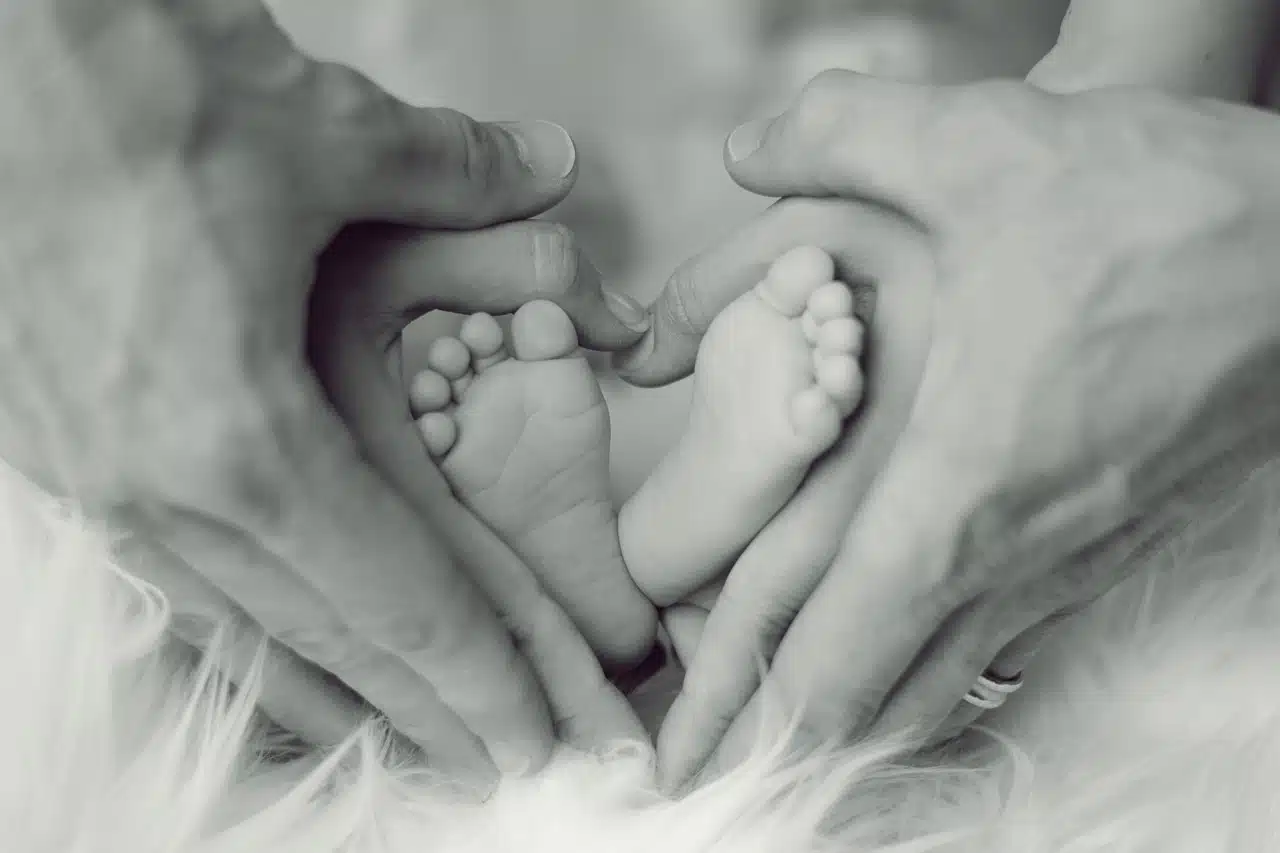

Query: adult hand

[0,0,649,789]
[627,72,1280,788]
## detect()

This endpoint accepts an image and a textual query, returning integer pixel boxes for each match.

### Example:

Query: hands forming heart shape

[3,0,1280,798]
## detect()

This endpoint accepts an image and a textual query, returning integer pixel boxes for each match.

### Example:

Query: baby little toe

[511,300,580,362]
[417,412,459,457]
[757,246,835,318]
[408,369,453,417]
[460,313,508,373]
[790,385,842,452]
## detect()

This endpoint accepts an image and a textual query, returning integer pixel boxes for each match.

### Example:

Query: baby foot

[410,302,657,672]
[619,246,864,606]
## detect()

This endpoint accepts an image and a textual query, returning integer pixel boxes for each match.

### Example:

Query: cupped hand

[0,0,648,789]
[631,72,1280,788]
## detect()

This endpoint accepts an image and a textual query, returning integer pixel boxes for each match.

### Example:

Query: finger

[822,460,1160,755]
[305,62,578,228]
[317,329,646,753]
[615,196,922,387]
[722,70,955,224]
[321,222,649,352]
[131,502,506,786]
[173,376,564,781]
[699,418,993,782]
[865,598,1006,747]
[414,489,649,752]
[116,535,370,748]
[655,220,934,789]
[927,615,1063,748]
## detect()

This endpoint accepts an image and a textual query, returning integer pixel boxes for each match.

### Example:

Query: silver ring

[962,670,1024,711]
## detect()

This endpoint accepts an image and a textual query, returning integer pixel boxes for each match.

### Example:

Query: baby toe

[511,300,579,362]
[815,353,864,417]
[426,336,472,380]
[408,369,453,417]
[460,313,508,372]
[417,412,459,457]
[758,246,834,318]
[451,372,474,398]
[790,385,842,451]
[807,281,855,322]
[817,316,864,356]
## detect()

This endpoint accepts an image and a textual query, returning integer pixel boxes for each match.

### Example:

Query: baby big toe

[758,246,835,317]
[417,412,459,457]
[511,300,580,362]
[460,313,508,373]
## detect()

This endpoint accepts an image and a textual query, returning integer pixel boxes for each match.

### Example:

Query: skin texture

[620,1,1280,791]
[0,0,649,793]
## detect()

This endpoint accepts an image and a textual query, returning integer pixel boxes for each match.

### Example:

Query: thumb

[307,63,579,228]
[722,70,951,224]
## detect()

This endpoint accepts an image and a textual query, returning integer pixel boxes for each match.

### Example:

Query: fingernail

[501,120,576,179]
[727,117,772,162]
[612,326,656,374]
[605,291,652,334]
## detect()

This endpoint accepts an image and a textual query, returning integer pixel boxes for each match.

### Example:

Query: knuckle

[715,585,796,646]
[504,589,565,656]
[793,682,883,742]
[371,608,453,662]
[679,673,746,730]
[312,62,381,123]
[924,80,1063,198]
[447,109,502,199]
[798,68,860,108]
[147,388,297,532]
[788,73,854,150]
[197,416,287,525]
[272,620,359,671]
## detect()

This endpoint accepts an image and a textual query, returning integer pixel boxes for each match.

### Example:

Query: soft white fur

[6,454,1280,852]
[8,4,1280,849]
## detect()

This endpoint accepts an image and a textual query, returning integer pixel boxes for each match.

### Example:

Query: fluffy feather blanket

[6,459,1280,853]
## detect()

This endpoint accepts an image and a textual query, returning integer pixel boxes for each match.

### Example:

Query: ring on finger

[962,669,1024,710]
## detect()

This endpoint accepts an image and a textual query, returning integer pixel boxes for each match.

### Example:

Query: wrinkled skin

[0,0,650,792]
[625,72,1280,788]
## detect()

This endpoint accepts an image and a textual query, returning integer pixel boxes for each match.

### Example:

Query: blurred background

[267,0,1072,499]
